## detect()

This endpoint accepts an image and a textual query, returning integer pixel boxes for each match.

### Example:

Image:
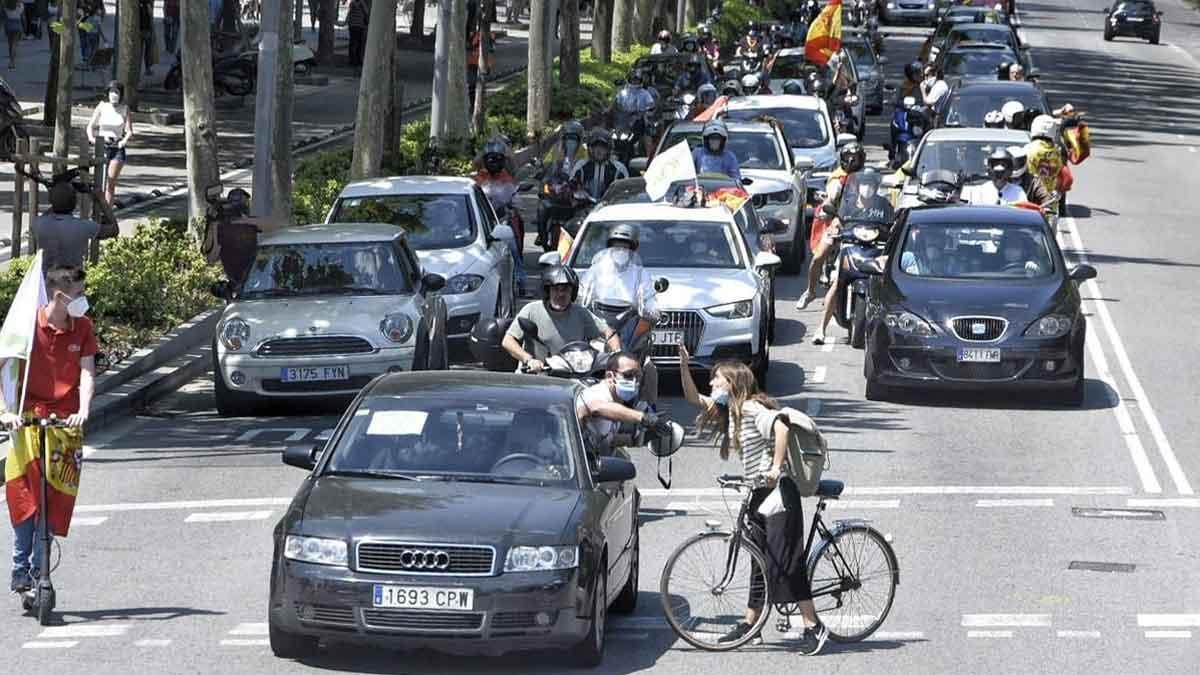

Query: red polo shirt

[23,307,98,418]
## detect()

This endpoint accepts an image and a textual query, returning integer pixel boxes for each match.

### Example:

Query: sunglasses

[615,369,642,379]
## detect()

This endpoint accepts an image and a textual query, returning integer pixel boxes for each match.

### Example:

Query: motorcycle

[666,93,697,120]
[164,44,256,97]
[612,113,652,169]
[822,171,895,348]
[834,93,861,135]
[0,75,28,160]
[537,171,595,251]
[888,96,929,170]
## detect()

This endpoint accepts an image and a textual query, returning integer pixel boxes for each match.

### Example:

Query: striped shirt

[729,401,774,479]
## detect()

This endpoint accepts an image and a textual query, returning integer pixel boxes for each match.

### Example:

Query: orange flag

[805,0,844,67]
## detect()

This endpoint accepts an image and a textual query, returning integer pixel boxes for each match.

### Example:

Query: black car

[935,43,1023,90]
[938,81,1051,128]
[268,372,643,666]
[1103,0,1162,43]
[863,206,1097,404]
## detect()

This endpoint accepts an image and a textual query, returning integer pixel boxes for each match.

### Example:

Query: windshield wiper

[326,469,424,481]
[319,286,392,296]
[244,288,302,298]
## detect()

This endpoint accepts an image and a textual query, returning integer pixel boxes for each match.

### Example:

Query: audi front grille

[355,542,496,576]
[650,310,705,359]
[361,609,485,632]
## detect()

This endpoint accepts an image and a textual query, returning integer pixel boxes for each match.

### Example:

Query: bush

[710,0,773,50]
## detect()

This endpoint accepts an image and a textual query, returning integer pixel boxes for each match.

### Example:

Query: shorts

[104,143,127,164]
[5,19,22,36]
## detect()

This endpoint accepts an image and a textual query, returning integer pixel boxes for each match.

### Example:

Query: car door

[473,186,513,307]
[578,399,635,586]
[399,237,447,357]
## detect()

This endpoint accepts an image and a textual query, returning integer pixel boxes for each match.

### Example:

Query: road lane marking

[966,630,1013,638]
[821,343,834,353]
[975,499,1054,508]
[38,625,128,638]
[234,428,312,443]
[220,639,270,646]
[71,516,109,526]
[185,510,274,523]
[873,631,925,641]
[1137,614,1200,627]
[1063,217,1193,495]
[641,485,1131,497]
[1127,498,1200,508]
[810,367,827,384]
[663,500,899,512]
[76,497,292,513]
[1145,630,1192,639]
[1057,630,1101,639]
[22,641,78,649]
[962,614,1051,627]
[229,623,269,635]
[134,639,173,647]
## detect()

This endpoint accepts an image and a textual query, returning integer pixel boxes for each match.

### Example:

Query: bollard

[27,139,41,254]
[11,137,27,259]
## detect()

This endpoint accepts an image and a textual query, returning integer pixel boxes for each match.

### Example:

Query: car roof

[367,371,580,401]
[951,81,1045,96]
[587,202,732,224]
[724,95,823,112]
[947,42,1015,53]
[947,23,1014,34]
[666,120,778,134]
[905,205,1049,227]
[921,128,1030,143]
[775,47,808,58]
[259,223,406,246]
[337,175,477,198]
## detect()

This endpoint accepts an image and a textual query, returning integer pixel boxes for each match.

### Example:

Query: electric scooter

[19,415,68,626]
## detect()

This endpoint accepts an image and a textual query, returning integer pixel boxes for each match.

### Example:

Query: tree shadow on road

[55,605,226,624]
[882,378,1116,411]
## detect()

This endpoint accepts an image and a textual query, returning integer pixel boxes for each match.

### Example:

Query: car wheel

[575,565,607,667]
[212,343,259,417]
[864,348,889,401]
[269,618,317,659]
[850,296,867,349]
[612,524,639,614]
[753,338,769,388]
[784,221,806,275]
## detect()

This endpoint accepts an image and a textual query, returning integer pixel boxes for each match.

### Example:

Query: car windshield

[1115,1,1153,14]
[844,41,876,67]
[661,130,786,169]
[330,194,476,250]
[241,241,412,298]
[898,223,1055,279]
[943,49,1016,78]
[327,397,578,484]
[949,28,1014,49]
[573,220,743,269]
[634,57,691,88]
[769,56,812,80]
[943,91,1046,127]
[723,108,830,149]
[915,140,1011,181]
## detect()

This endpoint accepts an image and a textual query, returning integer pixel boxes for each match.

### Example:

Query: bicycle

[659,474,899,651]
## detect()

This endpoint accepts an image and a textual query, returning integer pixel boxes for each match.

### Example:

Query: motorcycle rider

[474,137,528,295]
[691,120,743,182]
[695,82,719,115]
[920,64,950,110]
[502,265,619,373]
[537,120,587,249]
[781,79,806,96]
[571,128,630,201]
[736,27,765,58]
[963,149,1028,205]
[896,61,923,106]
[611,68,658,159]
[680,34,701,54]
[1025,114,1064,202]
[652,29,678,55]
[673,54,713,97]
[810,160,877,345]
[797,141,864,316]
[741,73,766,96]
[699,25,720,70]
[1001,100,1028,130]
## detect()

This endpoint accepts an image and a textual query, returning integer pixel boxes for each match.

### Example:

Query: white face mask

[108,92,120,104]
[610,248,631,267]
[66,294,90,318]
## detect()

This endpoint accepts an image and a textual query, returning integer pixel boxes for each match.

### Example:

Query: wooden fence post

[11,137,27,260]
[27,139,42,254]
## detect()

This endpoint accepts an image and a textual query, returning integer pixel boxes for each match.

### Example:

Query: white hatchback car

[212,223,449,416]
[326,176,516,342]
[547,203,781,384]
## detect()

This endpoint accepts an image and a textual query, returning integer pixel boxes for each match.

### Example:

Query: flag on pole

[805,0,844,67]
[644,140,698,202]
[0,251,46,416]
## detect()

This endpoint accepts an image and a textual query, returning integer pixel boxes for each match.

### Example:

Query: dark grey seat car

[267,372,642,667]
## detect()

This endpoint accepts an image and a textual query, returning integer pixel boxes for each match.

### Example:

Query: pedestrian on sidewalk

[19,0,33,38]
[1,265,97,595]
[137,0,156,76]
[78,0,105,65]
[4,0,22,70]
[163,0,180,56]
[32,182,118,272]
[86,81,133,207]
[307,0,318,31]
[347,0,368,68]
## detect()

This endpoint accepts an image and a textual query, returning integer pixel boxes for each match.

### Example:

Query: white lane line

[229,622,269,635]
[38,625,128,638]
[71,516,109,526]
[1127,498,1200,508]
[810,366,827,384]
[962,614,1051,627]
[821,343,834,353]
[134,639,173,647]
[220,639,270,646]
[1063,217,1193,495]
[22,641,79,649]
[975,498,1054,508]
[663,500,899,511]
[873,631,926,641]
[76,497,292,513]
[1145,630,1192,639]
[967,630,1013,639]
[641,485,1132,497]
[185,510,273,523]
[1057,630,1101,639]
[827,499,901,509]
[1190,147,1197,154]
[1137,614,1200,627]
[806,399,822,417]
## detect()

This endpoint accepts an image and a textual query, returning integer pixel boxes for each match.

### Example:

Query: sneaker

[10,572,31,594]
[717,621,762,645]
[796,622,830,656]
[812,332,826,345]
[795,291,814,310]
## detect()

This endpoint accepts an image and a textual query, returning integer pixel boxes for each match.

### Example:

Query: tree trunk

[273,0,295,222]
[351,0,400,178]
[559,0,578,87]
[429,0,450,139]
[636,0,655,43]
[685,0,696,26]
[526,0,549,140]
[410,0,427,37]
[182,0,222,233]
[545,0,560,73]
[117,0,141,111]
[611,0,633,52]
[592,0,613,63]
[52,0,78,166]
[43,30,60,127]
[317,0,336,62]
[471,0,491,135]
[294,0,304,41]
[444,0,470,139]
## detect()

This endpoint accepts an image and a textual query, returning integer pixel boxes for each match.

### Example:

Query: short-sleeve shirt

[576,382,618,447]
[33,212,101,272]
[504,302,607,361]
[24,307,99,417]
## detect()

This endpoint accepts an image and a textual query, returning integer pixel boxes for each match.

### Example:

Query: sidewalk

[1,2,554,266]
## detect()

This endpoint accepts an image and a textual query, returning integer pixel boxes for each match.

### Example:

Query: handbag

[757,485,786,517]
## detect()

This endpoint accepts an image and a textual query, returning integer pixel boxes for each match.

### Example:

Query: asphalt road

[3,3,1200,673]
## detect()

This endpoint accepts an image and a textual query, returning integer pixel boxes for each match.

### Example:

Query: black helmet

[629,69,645,86]
[588,127,612,148]
[698,24,712,39]
[606,223,640,251]
[682,37,699,52]
[839,142,866,173]
[905,61,923,82]
[49,180,77,214]
[481,138,509,174]
[987,148,1014,180]
[541,265,580,307]
[997,61,1012,80]
[782,79,805,95]
[468,317,519,372]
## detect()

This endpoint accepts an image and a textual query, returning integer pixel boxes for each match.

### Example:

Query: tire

[1064,329,1086,407]
[574,566,607,667]
[269,619,318,659]
[807,524,899,643]
[37,593,52,625]
[612,523,639,614]
[864,349,889,401]
[222,65,255,97]
[212,345,259,417]
[496,278,515,321]
[753,336,769,388]
[660,532,771,651]
[850,295,867,349]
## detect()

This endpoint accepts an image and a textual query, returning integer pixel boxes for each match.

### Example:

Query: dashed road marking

[22,641,79,649]
[873,631,926,641]
[220,639,270,646]
[810,366,827,384]
[76,497,292,513]
[975,498,1054,508]
[135,639,173,647]
[229,623,269,635]
[71,516,109,526]
[1057,630,1101,639]
[967,630,1013,639]
[1127,498,1200,508]
[962,614,1051,627]
[185,510,274,523]
[821,343,834,353]
[1137,614,1200,627]
[1145,630,1192,639]
[38,624,128,638]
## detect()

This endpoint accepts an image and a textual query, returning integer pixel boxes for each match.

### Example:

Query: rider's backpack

[755,407,830,497]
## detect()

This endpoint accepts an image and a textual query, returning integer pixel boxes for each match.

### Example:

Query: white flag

[643,140,698,202]
[0,252,47,415]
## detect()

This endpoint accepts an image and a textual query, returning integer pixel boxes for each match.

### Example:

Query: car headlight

[445,274,485,295]
[219,317,250,351]
[887,2,895,7]
[284,535,348,567]
[504,545,579,572]
[561,347,596,374]
[852,225,880,242]
[380,313,414,343]
[884,311,936,337]
[765,189,794,204]
[706,300,755,319]
[1024,314,1072,338]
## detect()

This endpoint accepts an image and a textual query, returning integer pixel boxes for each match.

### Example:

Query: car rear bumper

[1109,21,1158,36]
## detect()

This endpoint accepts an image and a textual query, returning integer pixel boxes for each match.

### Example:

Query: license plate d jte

[652,330,684,345]
[372,585,474,610]
[281,366,350,382]
[958,348,1001,363]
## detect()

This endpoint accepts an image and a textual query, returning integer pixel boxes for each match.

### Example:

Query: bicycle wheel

[660,531,771,651]
[807,524,898,643]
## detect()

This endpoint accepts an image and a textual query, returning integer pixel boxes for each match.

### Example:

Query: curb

[94,309,220,396]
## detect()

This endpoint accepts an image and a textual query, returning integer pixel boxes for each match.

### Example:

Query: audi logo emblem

[657,315,672,327]
[398,549,452,570]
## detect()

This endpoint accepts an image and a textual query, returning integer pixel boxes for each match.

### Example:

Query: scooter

[19,416,70,626]
[888,96,929,170]
[0,75,28,161]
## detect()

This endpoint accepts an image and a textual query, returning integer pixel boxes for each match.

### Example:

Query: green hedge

[710,1,774,49]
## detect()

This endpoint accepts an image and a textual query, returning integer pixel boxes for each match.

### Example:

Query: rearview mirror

[653,277,670,293]
[754,251,783,269]
[762,217,788,234]
[629,157,648,173]
[282,444,320,470]
[1068,264,1097,282]
[422,273,446,291]
[792,155,814,172]
[210,280,231,300]
[878,56,889,65]
[538,251,562,267]
[593,456,637,483]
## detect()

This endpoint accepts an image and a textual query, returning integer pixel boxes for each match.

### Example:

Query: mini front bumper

[220,346,415,397]
[270,559,591,655]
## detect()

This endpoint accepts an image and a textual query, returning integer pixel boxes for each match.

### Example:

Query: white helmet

[1001,100,1026,126]
[741,73,760,91]
[1006,145,1028,179]
[1030,114,1059,141]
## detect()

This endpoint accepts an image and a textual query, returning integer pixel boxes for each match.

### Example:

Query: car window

[242,241,413,298]
[943,49,1016,78]
[915,139,1010,181]
[943,91,1047,127]
[330,194,477,250]
[473,186,498,236]
[768,56,811,80]
[949,27,1014,49]
[1115,1,1153,13]
[844,40,876,67]
[661,130,785,170]
[328,398,578,484]
[573,220,743,269]
[897,223,1055,279]
[723,107,830,149]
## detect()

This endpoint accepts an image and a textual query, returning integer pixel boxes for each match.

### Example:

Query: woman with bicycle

[678,345,829,655]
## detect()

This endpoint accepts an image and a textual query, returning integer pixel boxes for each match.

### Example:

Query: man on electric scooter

[2,266,96,595]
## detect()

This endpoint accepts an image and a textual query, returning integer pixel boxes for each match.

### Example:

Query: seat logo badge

[971,323,986,335]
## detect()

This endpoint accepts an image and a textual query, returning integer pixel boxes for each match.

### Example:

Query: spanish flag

[556,228,575,260]
[706,186,751,213]
[805,0,844,67]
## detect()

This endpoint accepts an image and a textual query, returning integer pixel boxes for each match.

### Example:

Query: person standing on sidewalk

[347,0,368,69]
[78,0,105,64]
[137,0,155,76]
[19,0,33,37]
[86,81,133,206]
[163,0,180,56]
[4,0,22,70]
[33,182,118,272]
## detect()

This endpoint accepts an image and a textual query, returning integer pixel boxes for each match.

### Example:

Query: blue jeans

[508,237,527,290]
[11,515,48,585]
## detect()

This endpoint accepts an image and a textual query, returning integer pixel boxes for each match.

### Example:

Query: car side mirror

[763,217,788,234]
[538,251,562,267]
[792,155,814,172]
[1068,264,1097,282]
[629,157,648,173]
[492,224,515,241]
[653,277,670,293]
[878,56,889,64]
[741,177,753,186]
[592,456,637,483]
[422,272,446,292]
[210,280,231,300]
[754,251,783,269]
[282,444,320,470]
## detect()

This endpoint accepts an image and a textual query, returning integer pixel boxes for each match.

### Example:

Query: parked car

[327,176,517,343]
[1103,0,1162,43]
[211,224,450,416]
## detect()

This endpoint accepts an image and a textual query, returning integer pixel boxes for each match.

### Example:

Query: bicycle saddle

[816,479,844,499]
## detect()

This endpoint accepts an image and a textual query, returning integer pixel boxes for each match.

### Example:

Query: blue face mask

[614,377,641,402]
[711,387,730,407]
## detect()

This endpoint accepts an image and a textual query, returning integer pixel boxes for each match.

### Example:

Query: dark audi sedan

[863,206,1097,404]
[268,372,639,667]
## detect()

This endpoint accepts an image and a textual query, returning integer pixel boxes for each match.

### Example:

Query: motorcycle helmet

[702,120,729,153]
[682,36,699,52]
[697,82,718,108]
[541,265,580,310]
[468,317,519,372]
[587,126,612,155]
[741,73,760,92]
[997,60,1012,80]
[1001,100,1026,128]
[987,148,1015,181]
[1006,145,1028,179]
[481,137,510,174]
[782,79,805,95]
[1030,114,1059,141]
[561,120,584,158]
[657,29,672,44]
[606,223,640,251]
[839,141,866,173]
[904,61,923,83]
[721,81,741,97]
[984,110,1005,128]
[628,69,646,87]
[698,25,713,41]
